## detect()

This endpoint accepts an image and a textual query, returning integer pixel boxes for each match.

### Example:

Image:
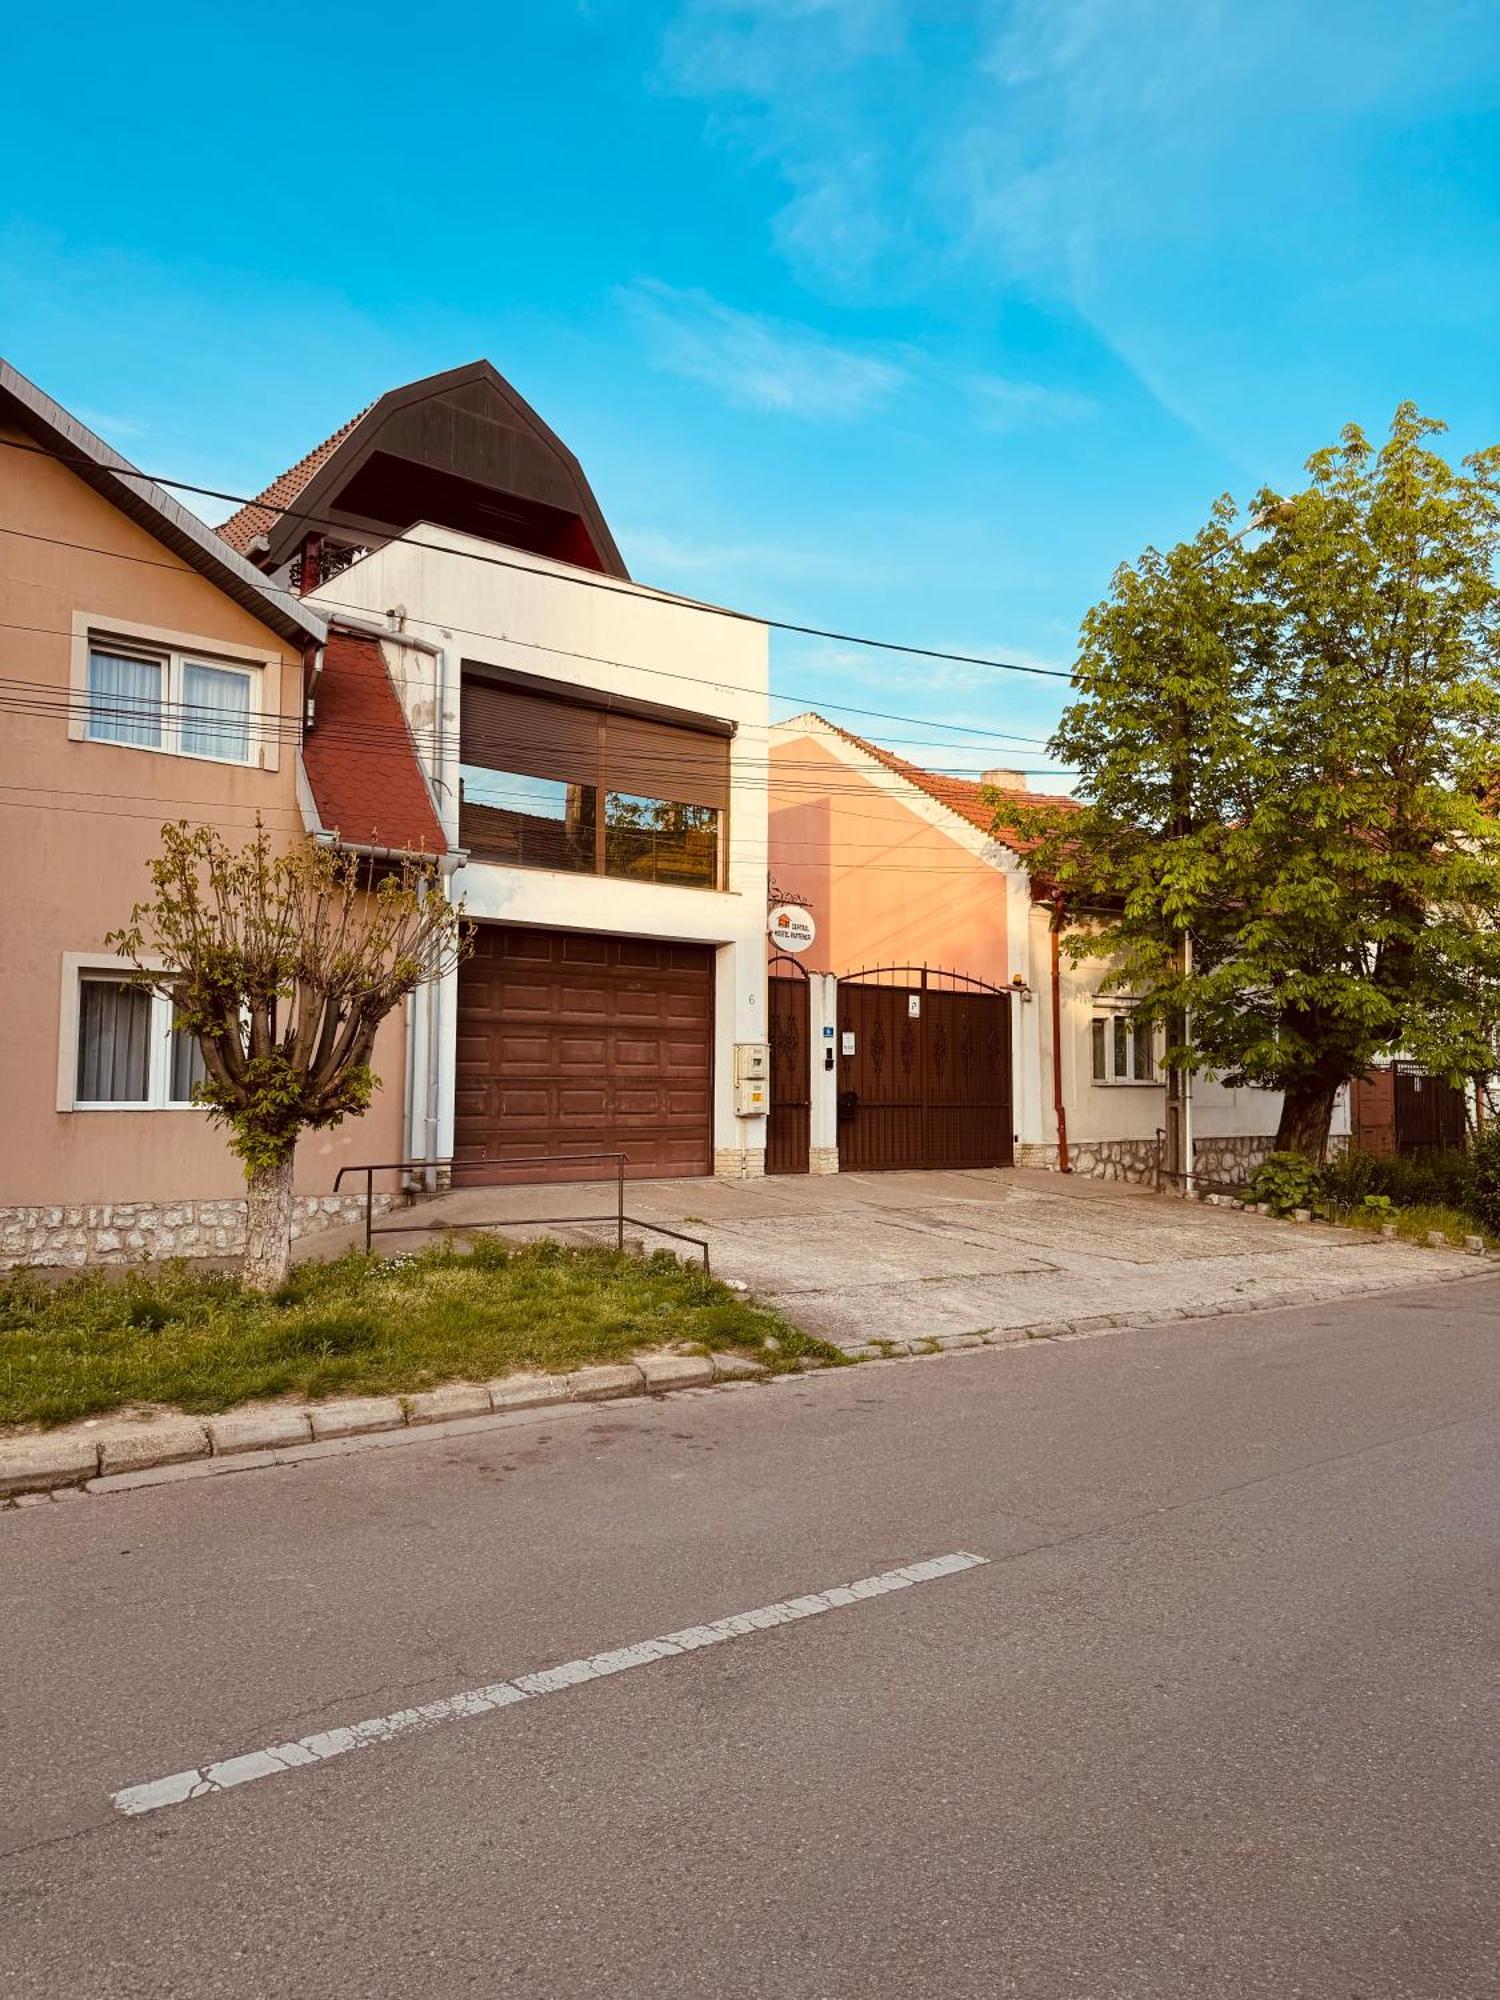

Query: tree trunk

[1274,1074,1343,1161]
[243,1152,296,1292]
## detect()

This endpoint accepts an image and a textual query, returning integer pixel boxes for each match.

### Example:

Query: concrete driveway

[309,1166,1484,1350]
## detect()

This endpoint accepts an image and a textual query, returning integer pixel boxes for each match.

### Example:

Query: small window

[84,641,259,766]
[86,649,163,750]
[180,661,252,763]
[459,768,598,873]
[76,977,153,1103]
[169,1000,208,1103]
[1091,1012,1159,1085]
[604,794,721,889]
[71,972,209,1110]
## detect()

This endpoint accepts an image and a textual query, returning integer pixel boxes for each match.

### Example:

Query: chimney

[981,769,1028,792]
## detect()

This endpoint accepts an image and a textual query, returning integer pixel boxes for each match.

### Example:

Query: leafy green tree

[1010,405,1500,1160]
[110,822,466,1289]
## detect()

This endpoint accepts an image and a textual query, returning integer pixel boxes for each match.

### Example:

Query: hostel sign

[767,904,816,954]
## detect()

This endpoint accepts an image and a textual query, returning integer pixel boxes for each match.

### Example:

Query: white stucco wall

[309,529,772,1167]
[1026,905,1349,1165]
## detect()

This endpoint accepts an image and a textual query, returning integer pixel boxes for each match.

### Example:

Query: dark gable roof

[0,357,325,650]
[216,360,628,580]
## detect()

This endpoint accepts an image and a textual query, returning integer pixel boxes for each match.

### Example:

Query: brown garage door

[455,926,714,1180]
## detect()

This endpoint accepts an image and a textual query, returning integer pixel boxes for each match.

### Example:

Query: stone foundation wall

[1015,1133,1292,1189]
[1191,1134,1276,1187]
[1066,1138,1162,1185]
[713,1148,767,1180]
[0,1193,402,1270]
[809,1146,839,1175]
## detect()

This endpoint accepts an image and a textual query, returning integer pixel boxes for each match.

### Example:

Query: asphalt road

[4,1280,1499,1998]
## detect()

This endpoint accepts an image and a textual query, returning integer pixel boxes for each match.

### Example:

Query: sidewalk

[299,1167,1484,1350]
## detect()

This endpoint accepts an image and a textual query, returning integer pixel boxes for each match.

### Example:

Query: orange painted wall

[0,424,406,1206]
[768,731,1009,981]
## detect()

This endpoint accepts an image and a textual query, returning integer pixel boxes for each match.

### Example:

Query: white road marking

[111,1552,988,1818]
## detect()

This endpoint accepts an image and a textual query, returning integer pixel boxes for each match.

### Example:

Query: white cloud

[968,374,1094,431]
[621,278,906,417]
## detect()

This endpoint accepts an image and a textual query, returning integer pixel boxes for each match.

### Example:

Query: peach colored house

[0,362,429,1267]
[769,713,1300,1184]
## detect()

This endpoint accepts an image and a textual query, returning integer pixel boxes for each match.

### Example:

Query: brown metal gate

[767,954,810,1175]
[1352,1062,1468,1160]
[1394,1061,1467,1157]
[836,967,1013,1172]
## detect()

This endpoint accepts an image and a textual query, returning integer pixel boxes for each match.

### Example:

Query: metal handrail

[331,1152,711,1271]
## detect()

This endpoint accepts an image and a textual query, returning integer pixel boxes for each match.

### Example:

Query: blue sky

[4,0,1498,783]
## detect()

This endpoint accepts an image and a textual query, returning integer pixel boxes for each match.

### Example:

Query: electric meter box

[733,1043,770,1117]
[734,1076,769,1117]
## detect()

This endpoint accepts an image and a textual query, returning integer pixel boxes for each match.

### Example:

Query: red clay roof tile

[791,714,1077,854]
[301,628,446,857]
[215,407,370,555]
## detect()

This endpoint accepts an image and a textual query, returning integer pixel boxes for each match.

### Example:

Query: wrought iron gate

[836,966,1012,1172]
[767,953,810,1175]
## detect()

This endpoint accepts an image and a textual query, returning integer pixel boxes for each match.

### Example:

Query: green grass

[1328,1201,1491,1249]
[0,1238,841,1430]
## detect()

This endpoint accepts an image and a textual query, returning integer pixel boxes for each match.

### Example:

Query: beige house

[0,362,412,1266]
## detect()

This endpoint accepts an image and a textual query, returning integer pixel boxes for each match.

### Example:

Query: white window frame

[68,613,283,771]
[1089,1007,1161,1087]
[58,953,210,1113]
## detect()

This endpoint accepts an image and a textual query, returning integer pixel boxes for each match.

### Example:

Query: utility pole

[1165,500,1291,1195]
[1165,690,1192,1195]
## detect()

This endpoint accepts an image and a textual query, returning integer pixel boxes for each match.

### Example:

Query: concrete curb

[5,1248,1494,1511]
[0,1351,765,1504]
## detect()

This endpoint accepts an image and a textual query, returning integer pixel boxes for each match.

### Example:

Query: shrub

[1468,1129,1500,1235]
[1318,1148,1474,1214]
[1247,1151,1323,1216]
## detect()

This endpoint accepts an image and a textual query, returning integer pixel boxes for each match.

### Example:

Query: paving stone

[566,1363,645,1402]
[636,1353,716,1392]
[13,1491,53,1508]
[404,1384,492,1425]
[307,1397,406,1440]
[0,1432,99,1496]
[486,1373,568,1413]
[710,1352,769,1380]
[206,1409,314,1456]
[97,1417,210,1477]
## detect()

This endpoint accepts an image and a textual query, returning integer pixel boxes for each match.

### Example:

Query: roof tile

[215,407,370,555]
[302,628,447,857]
[789,714,1077,854]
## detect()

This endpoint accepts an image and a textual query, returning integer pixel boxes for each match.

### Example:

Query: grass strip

[0,1238,839,1430]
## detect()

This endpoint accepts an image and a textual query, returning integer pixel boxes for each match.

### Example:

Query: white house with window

[304,522,771,1182]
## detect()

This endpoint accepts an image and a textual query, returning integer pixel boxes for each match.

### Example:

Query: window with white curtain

[84,641,257,765]
[1090,1011,1158,1085]
[73,973,208,1109]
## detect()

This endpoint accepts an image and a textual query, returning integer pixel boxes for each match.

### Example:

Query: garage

[454,925,715,1180]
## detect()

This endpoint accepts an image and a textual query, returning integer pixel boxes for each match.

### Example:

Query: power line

[0,431,1074,682]
[0,783,1039,873]
[0,663,1078,782]
[0,534,1064,752]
